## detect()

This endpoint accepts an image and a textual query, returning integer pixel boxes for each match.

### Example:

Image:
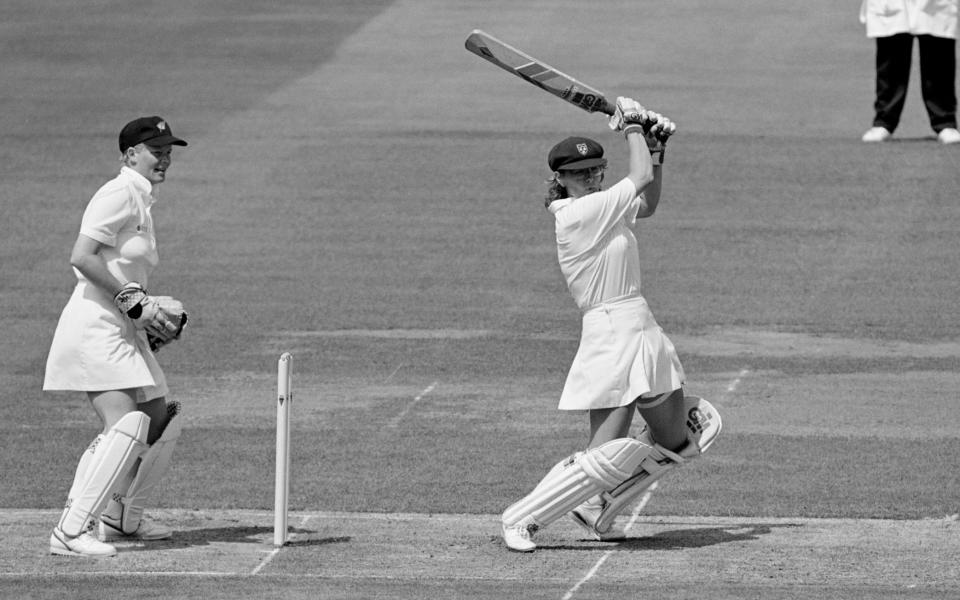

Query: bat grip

[596,98,616,116]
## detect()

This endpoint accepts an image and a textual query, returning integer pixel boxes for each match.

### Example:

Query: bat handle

[596,98,616,116]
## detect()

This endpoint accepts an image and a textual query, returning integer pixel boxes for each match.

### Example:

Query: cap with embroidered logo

[119,116,188,152]
[548,136,607,172]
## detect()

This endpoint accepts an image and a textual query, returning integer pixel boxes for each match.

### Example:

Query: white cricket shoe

[570,503,626,542]
[861,126,891,143]
[50,527,117,557]
[100,517,172,541]
[938,128,960,144]
[501,521,537,552]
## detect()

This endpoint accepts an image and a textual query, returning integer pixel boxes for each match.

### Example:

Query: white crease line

[621,481,659,534]
[383,364,404,383]
[251,514,313,575]
[561,554,610,600]
[387,381,437,428]
[251,548,281,576]
[561,482,659,600]
[724,368,750,400]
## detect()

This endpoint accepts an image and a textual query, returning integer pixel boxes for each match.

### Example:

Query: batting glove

[644,115,676,164]
[608,96,651,135]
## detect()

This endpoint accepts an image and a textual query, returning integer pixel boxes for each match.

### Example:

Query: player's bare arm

[609,98,655,193]
[625,130,655,196]
[612,100,676,219]
[70,233,181,344]
[636,165,663,219]
[69,233,126,296]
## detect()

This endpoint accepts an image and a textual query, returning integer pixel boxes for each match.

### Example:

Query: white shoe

[938,127,960,144]
[50,527,117,557]
[861,126,891,143]
[570,504,626,542]
[100,517,172,541]
[501,521,537,552]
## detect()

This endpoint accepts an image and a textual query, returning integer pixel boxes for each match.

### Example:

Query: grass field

[2,0,959,598]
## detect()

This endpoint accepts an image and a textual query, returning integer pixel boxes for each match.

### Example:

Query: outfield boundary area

[2,509,957,592]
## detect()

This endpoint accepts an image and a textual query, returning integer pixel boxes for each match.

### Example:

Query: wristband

[114,282,147,318]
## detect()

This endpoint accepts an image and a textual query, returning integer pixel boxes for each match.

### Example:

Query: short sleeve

[555,178,640,252]
[78,182,136,247]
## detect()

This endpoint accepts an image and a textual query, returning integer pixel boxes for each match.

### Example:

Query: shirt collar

[120,166,154,199]
[548,198,572,214]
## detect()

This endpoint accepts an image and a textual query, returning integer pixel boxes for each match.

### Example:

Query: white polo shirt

[548,177,643,311]
[43,166,167,397]
[78,166,159,289]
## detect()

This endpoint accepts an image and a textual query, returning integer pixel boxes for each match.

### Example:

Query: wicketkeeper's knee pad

[59,411,150,537]
[501,437,652,531]
[592,395,722,534]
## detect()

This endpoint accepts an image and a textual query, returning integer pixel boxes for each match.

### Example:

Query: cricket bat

[464,29,615,116]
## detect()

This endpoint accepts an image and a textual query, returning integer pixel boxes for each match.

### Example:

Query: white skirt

[43,281,168,400]
[558,296,684,411]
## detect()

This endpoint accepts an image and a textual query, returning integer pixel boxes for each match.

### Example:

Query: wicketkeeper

[43,116,190,557]
[501,98,722,552]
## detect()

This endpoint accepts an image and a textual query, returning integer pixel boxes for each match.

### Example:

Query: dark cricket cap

[119,116,188,152]
[548,136,607,171]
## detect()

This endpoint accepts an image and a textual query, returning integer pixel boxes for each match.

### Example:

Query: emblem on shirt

[576,143,588,155]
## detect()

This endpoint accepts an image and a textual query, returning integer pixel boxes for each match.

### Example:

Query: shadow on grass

[539,522,800,551]
[115,526,350,552]
[886,136,938,143]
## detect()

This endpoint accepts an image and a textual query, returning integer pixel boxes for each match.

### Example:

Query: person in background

[860,0,960,144]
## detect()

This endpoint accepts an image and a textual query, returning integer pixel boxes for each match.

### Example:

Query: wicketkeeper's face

[129,143,174,185]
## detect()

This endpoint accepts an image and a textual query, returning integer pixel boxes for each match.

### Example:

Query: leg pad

[593,395,722,534]
[502,437,652,531]
[102,404,182,534]
[58,412,149,537]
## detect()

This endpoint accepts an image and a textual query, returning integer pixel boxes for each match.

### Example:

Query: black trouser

[872,33,957,133]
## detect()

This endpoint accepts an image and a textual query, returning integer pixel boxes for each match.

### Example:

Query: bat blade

[465,29,615,116]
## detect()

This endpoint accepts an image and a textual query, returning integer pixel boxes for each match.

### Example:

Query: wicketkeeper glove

[147,297,188,352]
[114,283,188,350]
